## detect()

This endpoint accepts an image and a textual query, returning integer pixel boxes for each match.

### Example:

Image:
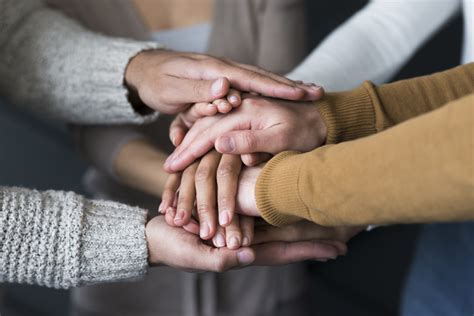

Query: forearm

[114,138,169,197]
[257,94,474,226]
[318,63,474,143]
[287,0,461,91]
[0,186,148,289]
[0,0,160,124]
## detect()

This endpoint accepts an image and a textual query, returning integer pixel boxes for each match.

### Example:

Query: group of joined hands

[125,50,363,272]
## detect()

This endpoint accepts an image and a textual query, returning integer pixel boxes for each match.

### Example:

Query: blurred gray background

[0,0,464,315]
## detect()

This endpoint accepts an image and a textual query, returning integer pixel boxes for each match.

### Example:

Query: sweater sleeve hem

[317,81,378,144]
[256,152,308,226]
[78,199,149,286]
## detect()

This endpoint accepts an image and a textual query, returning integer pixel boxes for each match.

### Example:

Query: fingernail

[167,207,176,218]
[174,210,184,224]
[200,223,210,239]
[164,156,173,169]
[214,234,226,248]
[219,211,230,226]
[237,249,255,265]
[212,78,225,96]
[218,136,235,153]
[229,236,240,249]
[310,85,323,91]
[158,202,164,213]
[229,95,239,104]
[242,236,250,246]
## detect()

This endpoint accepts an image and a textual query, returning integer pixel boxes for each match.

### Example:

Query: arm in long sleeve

[257,94,474,226]
[318,63,474,143]
[287,0,461,91]
[0,186,148,289]
[0,0,160,124]
[75,125,169,197]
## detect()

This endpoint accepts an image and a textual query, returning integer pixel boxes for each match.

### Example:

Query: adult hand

[159,151,253,250]
[125,50,324,115]
[254,221,364,249]
[146,215,254,272]
[146,216,346,271]
[164,95,328,172]
[251,222,364,263]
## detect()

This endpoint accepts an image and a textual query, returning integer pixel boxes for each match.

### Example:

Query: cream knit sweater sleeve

[0,0,161,124]
[0,186,149,289]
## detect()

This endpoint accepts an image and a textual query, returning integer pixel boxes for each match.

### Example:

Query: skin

[145,215,348,271]
[124,50,324,116]
[164,95,328,172]
[112,135,351,268]
[160,151,252,249]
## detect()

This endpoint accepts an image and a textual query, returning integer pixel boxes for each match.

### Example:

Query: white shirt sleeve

[287,0,462,92]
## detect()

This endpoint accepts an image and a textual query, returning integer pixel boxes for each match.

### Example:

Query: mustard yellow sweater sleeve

[256,64,474,227]
[318,63,474,143]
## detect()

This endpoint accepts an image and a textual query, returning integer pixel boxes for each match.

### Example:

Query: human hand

[254,221,364,247]
[146,215,255,272]
[160,150,253,249]
[164,95,328,172]
[146,216,348,271]
[125,50,323,115]
[250,222,364,263]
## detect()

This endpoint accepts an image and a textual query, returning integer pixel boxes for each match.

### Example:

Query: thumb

[197,246,255,272]
[215,129,283,155]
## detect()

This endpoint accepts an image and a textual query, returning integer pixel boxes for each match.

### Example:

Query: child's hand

[160,150,252,249]
[169,89,242,147]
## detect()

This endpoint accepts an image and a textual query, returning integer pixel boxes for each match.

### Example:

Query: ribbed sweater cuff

[0,187,148,289]
[317,81,378,144]
[79,199,149,285]
[83,39,162,125]
[256,152,308,226]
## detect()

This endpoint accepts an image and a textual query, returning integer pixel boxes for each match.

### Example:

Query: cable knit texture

[0,187,148,289]
[0,0,161,124]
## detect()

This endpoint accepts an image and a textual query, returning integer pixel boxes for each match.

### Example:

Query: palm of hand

[146,216,254,272]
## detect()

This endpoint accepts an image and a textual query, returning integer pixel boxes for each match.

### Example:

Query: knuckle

[197,203,210,215]
[242,132,256,149]
[177,196,192,208]
[213,257,228,272]
[192,82,203,97]
[195,167,212,182]
[217,164,235,179]
[205,58,223,70]
[218,195,231,208]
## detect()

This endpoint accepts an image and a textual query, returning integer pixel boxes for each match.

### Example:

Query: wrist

[296,103,328,152]
[145,217,161,266]
[307,105,328,146]
[124,49,166,114]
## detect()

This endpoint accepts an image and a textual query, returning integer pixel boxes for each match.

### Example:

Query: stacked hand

[127,49,361,271]
[154,95,362,270]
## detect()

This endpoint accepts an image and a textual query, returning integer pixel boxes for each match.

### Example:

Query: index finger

[203,60,306,101]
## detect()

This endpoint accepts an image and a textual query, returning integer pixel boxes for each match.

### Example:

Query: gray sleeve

[0,0,161,124]
[74,125,148,180]
[0,186,149,289]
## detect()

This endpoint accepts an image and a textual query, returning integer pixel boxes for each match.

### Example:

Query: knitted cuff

[0,187,149,289]
[256,152,308,226]
[317,81,378,144]
[79,199,149,285]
